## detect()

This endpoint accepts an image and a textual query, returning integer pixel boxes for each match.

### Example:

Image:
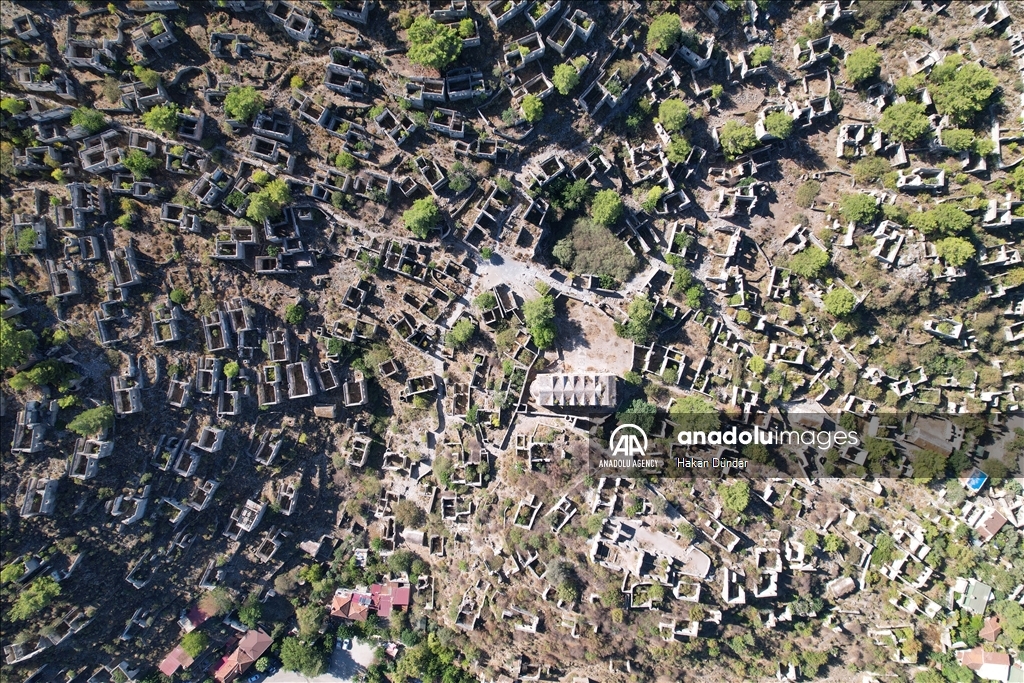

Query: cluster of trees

[617,295,657,344]
[1,314,37,369]
[9,576,61,621]
[646,13,681,53]
[720,120,758,159]
[247,178,292,222]
[788,246,830,280]
[552,56,589,95]
[552,218,638,283]
[67,404,115,436]
[224,85,264,123]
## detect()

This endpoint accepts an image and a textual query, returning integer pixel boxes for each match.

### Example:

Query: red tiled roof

[159,645,194,677]
[213,629,272,683]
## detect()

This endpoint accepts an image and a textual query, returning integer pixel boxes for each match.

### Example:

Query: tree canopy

[407,16,463,71]
[620,295,656,344]
[445,318,477,349]
[658,99,689,132]
[553,218,638,282]
[521,94,543,123]
[247,178,292,222]
[67,404,115,436]
[930,56,998,126]
[720,480,750,514]
[909,203,973,236]
[140,103,178,135]
[403,197,440,239]
[877,101,931,143]
[280,637,326,677]
[788,246,830,279]
[823,288,857,317]
[670,395,720,433]
[552,63,581,95]
[523,294,556,350]
[1,315,37,369]
[720,120,758,159]
[180,631,209,658]
[840,193,879,225]
[590,189,623,227]
[122,149,159,178]
[935,236,976,267]
[846,46,881,85]
[646,13,681,53]
[71,107,107,134]
[224,85,264,123]
[763,111,794,139]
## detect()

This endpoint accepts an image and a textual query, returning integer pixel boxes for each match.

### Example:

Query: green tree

[558,178,592,211]
[180,631,210,658]
[9,577,61,621]
[237,594,262,630]
[763,111,794,139]
[877,101,930,143]
[524,294,556,349]
[521,94,543,123]
[280,637,326,677]
[931,59,997,126]
[169,288,188,305]
[823,288,857,317]
[670,395,720,433]
[621,295,656,344]
[296,604,325,639]
[407,16,462,71]
[133,65,160,88]
[224,361,240,378]
[445,318,476,349]
[913,449,948,479]
[552,62,581,95]
[224,85,264,122]
[1,97,26,115]
[0,316,37,369]
[67,405,114,436]
[140,103,178,135]
[71,107,107,134]
[666,135,692,164]
[335,152,357,170]
[795,180,820,208]
[8,360,67,391]
[122,149,159,178]
[846,46,881,85]
[720,120,758,159]
[474,291,497,310]
[788,246,829,279]
[394,499,426,528]
[941,128,976,152]
[403,197,440,239]
[840,193,879,225]
[748,45,772,67]
[646,13,681,53]
[284,304,306,325]
[658,99,690,132]
[254,657,270,673]
[720,481,750,514]
[910,203,973,236]
[590,189,623,227]
[935,237,976,267]
[247,179,292,222]
[749,355,766,375]
[823,533,845,553]
[17,228,37,253]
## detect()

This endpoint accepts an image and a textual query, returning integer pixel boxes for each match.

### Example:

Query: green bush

[840,193,879,225]
[590,189,623,227]
[181,631,209,658]
[521,95,543,123]
[67,404,114,436]
[909,203,973,236]
[852,156,890,184]
[941,128,975,152]
[122,149,159,177]
[1,97,26,115]
[335,152,357,170]
[524,294,556,349]
[403,197,440,239]
[224,361,240,378]
[9,577,60,621]
[133,65,160,88]
[846,47,881,85]
[407,16,462,71]
[720,120,758,159]
[169,288,188,305]
[789,246,829,279]
[666,136,692,164]
[71,107,107,134]
[823,288,857,317]
[246,179,291,222]
[280,637,326,677]
[658,99,689,132]
[646,13,681,53]
[748,45,772,67]
[552,63,581,95]
[284,304,306,325]
[445,318,477,349]
[224,85,264,122]
[141,103,179,135]
[795,180,820,208]
[934,236,976,266]
[930,57,997,126]
[1,317,37,369]
[877,101,930,143]
[763,111,794,139]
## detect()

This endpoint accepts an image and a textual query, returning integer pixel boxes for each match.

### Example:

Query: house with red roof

[158,645,194,678]
[330,581,411,621]
[211,629,272,683]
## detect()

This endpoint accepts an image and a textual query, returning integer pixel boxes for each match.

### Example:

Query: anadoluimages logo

[609,423,648,459]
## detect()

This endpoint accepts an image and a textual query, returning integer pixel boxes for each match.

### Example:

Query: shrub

[280,637,326,677]
[930,57,997,126]
[458,17,475,38]
[934,236,976,266]
[852,156,890,184]
[748,45,772,67]
[795,180,820,208]
[446,318,476,349]
[246,179,291,222]
[552,62,581,95]
[646,13,681,53]
[407,16,462,71]
[181,632,209,658]
[224,85,264,122]
[941,128,975,152]
[555,219,637,282]
[141,103,179,136]
[658,99,690,132]
[523,294,556,349]
[335,151,357,170]
[763,111,794,139]
[666,136,692,164]
[448,161,472,192]
[877,101,931,143]
[71,107,107,134]
[521,94,544,123]
[720,120,758,159]
[909,203,973,236]
[122,149,159,178]
[823,288,857,317]
[642,186,664,212]
[67,404,114,436]
[620,295,656,344]
[9,577,60,621]
[711,83,724,99]
[590,189,623,227]
[224,361,240,378]
[1,317,37,369]
[133,65,160,88]
[720,480,750,513]
[846,47,881,85]
[290,75,305,89]
[169,288,188,304]
[17,228,37,253]
[403,197,440,239]
[1,97,26,115]
[474,292,497,309]
[840,193,879,225]
[789,246,829,279]
[284,304,306,325]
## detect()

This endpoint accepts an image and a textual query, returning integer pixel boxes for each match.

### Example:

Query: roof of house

[964,581,994,615]
[331,589,373,621]
[981,616,1003,642]
[330,582,411,621]
[212,629,273,683]
[158,645,194,677]
[370,581,411,618]
[977,510,1009,542]
[957,647,1011,681]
